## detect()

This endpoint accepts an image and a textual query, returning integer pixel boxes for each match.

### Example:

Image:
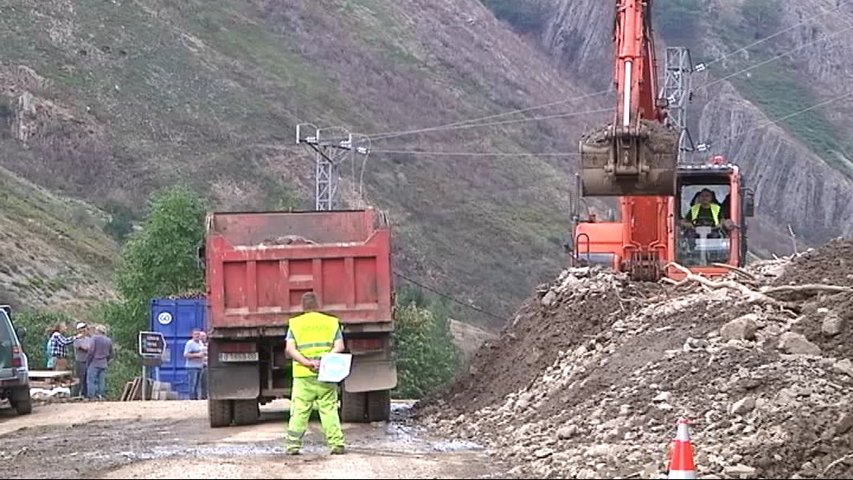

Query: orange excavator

[570,0,755,281]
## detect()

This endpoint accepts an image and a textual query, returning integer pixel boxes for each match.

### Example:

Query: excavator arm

[579,0,680,197]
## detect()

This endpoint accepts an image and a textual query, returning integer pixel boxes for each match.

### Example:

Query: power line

[371,149,581,157]
[711,91,853,146]
[366,90,612,141]
[703,0,853,68]
[700,22,853,90]
[393,271,508,322]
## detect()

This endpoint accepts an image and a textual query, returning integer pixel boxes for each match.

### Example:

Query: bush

[654,0,703,41]
[103,202,136,242]
[14,310,75,371]
[392,299,461,399]
[482,0,547,34]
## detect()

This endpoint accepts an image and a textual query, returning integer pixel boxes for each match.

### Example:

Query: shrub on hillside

[654,0,703,41]
[482,0,547,34]
[393,303,461,399]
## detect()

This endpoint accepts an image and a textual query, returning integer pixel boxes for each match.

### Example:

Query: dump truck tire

[209,399,233,428]
[367,390,391,422]
[233,399,260,426]
[340,390,367,423]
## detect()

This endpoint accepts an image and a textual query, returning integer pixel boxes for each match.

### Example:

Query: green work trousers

[286,376,345,450]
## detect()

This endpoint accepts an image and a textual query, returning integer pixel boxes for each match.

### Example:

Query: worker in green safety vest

[284,292,346,455]
[680,188,722,229]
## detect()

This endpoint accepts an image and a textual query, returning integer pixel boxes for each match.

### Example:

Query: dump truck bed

[204,209,393,330]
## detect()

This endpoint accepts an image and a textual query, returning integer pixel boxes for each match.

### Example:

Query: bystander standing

[199,331,208,400]
[184,329,205,400]
[45,322,80,371]
[86,325,114,400]
[73,323,92,397]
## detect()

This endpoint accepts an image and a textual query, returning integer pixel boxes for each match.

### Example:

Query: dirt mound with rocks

[417,242,853,479]
[774,238,853,287]
[426,268,652,413]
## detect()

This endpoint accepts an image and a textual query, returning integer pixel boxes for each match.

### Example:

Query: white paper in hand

[317,353,353,383]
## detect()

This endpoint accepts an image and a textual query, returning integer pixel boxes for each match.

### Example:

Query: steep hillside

[530,0,853,252]
[0,157,116,311]
[0,0,609,325]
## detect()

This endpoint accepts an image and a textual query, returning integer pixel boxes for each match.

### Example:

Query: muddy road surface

[0,400,502,479]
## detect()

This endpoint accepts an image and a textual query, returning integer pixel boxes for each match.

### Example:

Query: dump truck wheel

[233,399,260,426]
[340,389,367,423]
[209,399,233,428]
[366,390,391,422]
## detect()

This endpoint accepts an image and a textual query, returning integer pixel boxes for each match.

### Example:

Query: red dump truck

[203,208,396,427]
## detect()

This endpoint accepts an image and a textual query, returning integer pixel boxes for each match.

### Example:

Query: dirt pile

[417,242,853,479]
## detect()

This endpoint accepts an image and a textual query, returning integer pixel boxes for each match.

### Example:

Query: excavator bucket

[579,120,679,197]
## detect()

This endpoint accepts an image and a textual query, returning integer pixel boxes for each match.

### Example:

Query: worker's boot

[286,448,301,456]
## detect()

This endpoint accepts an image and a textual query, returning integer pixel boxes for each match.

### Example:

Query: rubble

[720,315,758,341]
[416,240,853,479]
[778,332,821,355]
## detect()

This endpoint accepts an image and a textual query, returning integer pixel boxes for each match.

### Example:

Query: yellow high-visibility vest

[689,203,721,226]
[288,311,340,378]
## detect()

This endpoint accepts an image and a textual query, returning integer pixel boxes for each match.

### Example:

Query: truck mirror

[563,239,573,254]
[744,192,755,217]
[15,326,26,340]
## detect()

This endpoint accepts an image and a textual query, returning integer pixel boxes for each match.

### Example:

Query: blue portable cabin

[148,298,207,399]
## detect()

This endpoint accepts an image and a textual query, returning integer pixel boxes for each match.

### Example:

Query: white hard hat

[76,322,88,330]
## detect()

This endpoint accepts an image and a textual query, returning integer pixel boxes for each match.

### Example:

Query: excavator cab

[579,120,680,197]
[673,160,753,271]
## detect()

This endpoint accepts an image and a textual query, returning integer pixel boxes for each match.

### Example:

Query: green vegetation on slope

[393,287,461,399]
[0,152,117,309]
[730,65,848,175]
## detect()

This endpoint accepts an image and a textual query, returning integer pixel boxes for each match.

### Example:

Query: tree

[116,185,206,308]
[97,186,207,396]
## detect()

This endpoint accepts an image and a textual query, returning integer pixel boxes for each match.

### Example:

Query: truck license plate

[219,352,259,362]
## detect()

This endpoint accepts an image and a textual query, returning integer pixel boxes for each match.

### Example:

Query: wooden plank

[127,377,140,402]
[28,370,73,379]
[120,381,133,402]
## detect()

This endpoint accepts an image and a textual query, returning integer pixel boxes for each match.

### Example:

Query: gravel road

[0,399,502,479]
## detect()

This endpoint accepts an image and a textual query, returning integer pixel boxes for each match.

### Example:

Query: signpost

[138,331,166,401]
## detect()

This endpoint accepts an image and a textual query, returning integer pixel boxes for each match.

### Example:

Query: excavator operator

[681,188,720,229]
[680,188,735,232]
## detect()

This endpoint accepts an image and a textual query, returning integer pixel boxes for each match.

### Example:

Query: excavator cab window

[676,183,732,267]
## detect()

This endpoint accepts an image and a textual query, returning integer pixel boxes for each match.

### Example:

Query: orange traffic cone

[667,418,696,479]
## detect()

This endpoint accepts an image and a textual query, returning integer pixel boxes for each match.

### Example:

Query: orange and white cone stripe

[668,418,696,479]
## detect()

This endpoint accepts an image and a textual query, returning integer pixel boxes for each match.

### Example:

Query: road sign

[138,331,166,357]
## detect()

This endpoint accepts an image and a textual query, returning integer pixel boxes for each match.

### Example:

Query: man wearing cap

[73,323,92,398]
